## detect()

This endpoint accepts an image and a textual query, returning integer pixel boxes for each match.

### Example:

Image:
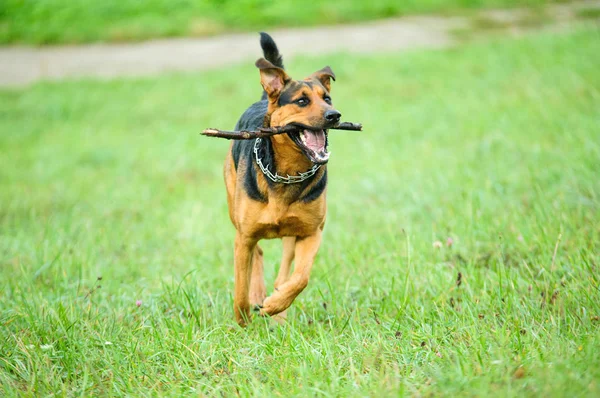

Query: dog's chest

[250,201,325,239]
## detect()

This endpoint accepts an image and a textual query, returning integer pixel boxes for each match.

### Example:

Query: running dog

[223,33,341,326]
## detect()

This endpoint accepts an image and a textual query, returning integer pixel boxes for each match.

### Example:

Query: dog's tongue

[303,129,326,151]
[300,129,329,163]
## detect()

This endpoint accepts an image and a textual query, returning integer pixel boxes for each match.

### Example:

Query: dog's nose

[324,110,341,123]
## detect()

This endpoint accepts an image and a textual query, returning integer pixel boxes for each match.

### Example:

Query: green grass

[1,26,600,396]
[0,0,565,45]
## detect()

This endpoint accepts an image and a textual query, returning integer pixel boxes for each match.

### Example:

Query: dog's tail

[260,32,284,69]
[259,32,284,100]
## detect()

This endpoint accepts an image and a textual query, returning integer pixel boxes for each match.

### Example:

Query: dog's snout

[324,109,341,123]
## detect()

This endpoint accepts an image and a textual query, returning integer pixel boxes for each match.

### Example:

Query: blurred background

[2,1,598,85]
[0,0,599,395]
[0,0,574,44]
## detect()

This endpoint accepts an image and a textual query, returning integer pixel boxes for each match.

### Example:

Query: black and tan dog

[224,33,341,326]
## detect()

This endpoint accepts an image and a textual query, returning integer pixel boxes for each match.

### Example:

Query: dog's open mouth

[289,128,330,164]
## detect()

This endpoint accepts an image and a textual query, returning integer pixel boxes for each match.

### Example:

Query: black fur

[278,81,311,107]
[244,150,267,202]
[232,100,270,202]
[277,83,297,106]
[301,170,327,203]
[260,32,284,101]
[259,32,284,69]
[231,139,242,170]
[231,33,328,204]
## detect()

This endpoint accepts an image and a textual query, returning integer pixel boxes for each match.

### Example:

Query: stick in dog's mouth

[201,122,362,141]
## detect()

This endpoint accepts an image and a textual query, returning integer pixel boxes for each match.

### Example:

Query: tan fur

[224,59,336,326]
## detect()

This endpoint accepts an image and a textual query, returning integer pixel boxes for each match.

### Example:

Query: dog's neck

[269,134,315,177]
[254,135,321,185]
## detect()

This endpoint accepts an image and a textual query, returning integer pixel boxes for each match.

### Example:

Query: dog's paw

[252,304,263,314]
[258,296,288,317]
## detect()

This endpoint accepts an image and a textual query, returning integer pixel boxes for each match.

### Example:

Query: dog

[223,32,341,326]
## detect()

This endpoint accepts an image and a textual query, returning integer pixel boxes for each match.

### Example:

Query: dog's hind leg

[249,244,266,308]
[234,233,257,326]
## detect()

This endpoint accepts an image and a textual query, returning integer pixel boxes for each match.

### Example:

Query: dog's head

[256,58,340,164]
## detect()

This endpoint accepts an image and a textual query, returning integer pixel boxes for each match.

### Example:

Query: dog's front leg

[234,233,256,326]
[260,230,322,316]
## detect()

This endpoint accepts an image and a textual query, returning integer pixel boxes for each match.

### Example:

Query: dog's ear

[310,66,336,92]
[256,58,291,100]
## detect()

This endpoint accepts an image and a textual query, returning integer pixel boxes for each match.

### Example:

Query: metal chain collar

[253,138,321,184]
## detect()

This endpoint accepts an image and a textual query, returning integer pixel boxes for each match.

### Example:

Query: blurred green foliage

[0,0,560,45]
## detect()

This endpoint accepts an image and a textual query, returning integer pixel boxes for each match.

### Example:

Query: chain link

[253,138,321,184]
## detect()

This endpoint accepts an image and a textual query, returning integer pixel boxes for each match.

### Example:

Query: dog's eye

[323,95,332,105]
[295,97,310,107]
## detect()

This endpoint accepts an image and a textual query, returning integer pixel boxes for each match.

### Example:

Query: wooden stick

[201,122,362,140]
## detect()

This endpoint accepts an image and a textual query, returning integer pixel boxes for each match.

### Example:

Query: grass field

[1,25,600,396]
[0,0,564,45]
